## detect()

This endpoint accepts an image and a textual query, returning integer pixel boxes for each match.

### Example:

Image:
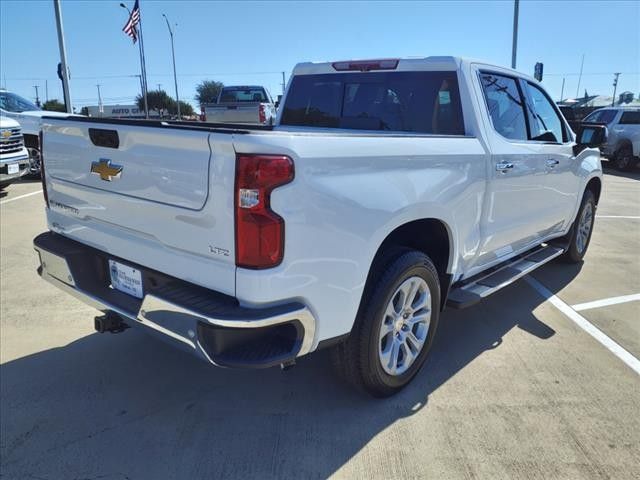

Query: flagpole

[120,2,148,119]
[137,2,150,119]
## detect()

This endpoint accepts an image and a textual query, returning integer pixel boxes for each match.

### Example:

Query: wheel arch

[364,218,454,311]
[614,137,633,154]
[586,176,602,205]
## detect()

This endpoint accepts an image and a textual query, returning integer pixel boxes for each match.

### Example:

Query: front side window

[619,111,640,125]
[281,71,464,134]
[480,73,528,141]
[0,92,40,113]
[584,109,617,125]
[525,82,565,142]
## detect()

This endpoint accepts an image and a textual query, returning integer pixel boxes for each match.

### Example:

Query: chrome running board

[447,244,565,309]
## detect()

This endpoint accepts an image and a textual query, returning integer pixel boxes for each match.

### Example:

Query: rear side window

[280,72,464,135]
[619,111,640,124]
[480,73,528,141]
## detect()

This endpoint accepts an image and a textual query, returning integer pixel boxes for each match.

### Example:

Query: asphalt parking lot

[1,169,639,480]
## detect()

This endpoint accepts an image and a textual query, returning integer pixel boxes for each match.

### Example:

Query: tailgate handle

[89,128,120,149]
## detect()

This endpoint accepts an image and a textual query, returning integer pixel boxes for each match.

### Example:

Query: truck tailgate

[206,103,260,124]
[42,119,238,295]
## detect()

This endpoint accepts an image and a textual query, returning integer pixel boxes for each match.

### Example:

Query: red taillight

[39,131,49,207]
[332,59,399,72]
[258,104,266,124]
[235,154,294,269]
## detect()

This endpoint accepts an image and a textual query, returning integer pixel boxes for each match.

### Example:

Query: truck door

[473,71,565,270]
[521,79,580,231]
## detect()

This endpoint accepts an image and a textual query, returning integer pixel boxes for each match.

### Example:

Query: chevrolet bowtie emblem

[1,130,12,139]
[90,159,123,181]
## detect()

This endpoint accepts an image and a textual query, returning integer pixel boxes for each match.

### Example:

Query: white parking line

[597,215,640,219]
[525,276,640,376]
[572,294,640,312]
[0,190,43,205]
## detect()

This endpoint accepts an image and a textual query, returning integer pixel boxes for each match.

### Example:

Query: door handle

[546,159,560,168]
[496,162,514,172]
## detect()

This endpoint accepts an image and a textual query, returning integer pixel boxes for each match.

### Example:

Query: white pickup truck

[202,85,277,125]
[34,57,606,396]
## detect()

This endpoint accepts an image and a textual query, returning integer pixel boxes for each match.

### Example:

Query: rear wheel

[562,189,596,263]
[332,249,440,397]
[613,145,637,172]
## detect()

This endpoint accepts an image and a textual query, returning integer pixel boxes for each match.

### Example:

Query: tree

[169,100,194,117]
[195,80,224,106]
[136,89,175,117]
[42,99,66,112]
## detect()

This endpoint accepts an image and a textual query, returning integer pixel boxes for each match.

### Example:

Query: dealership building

[85,105,160,118]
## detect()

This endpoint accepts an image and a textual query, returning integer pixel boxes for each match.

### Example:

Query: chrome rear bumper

[34,232,316,368]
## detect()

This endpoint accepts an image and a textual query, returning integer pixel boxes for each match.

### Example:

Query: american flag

[122,0,141,43]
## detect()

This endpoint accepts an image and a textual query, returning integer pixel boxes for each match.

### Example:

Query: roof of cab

[291,56,536,82]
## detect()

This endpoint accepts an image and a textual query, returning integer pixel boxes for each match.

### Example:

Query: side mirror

[573,124,608,156]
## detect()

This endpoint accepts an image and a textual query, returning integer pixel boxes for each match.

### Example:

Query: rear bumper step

[33,232,316,369]
[447,244,565,309]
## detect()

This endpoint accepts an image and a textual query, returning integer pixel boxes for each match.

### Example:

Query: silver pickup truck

[202,85,277,125]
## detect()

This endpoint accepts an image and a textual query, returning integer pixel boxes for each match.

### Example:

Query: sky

[1,0,639,111]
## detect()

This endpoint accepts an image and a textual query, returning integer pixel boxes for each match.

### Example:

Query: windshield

[219,87,268,103]
[0,91,40,113]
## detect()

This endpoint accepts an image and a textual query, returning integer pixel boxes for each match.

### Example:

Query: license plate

[7,163,19,174]
[108,260,143,299]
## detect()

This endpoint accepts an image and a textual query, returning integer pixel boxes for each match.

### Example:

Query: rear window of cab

[281,71,464,135]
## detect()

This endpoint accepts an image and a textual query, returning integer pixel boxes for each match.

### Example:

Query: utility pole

[511,0,519,69]
[157,83,162,91]
[33,85,41,107]
[96,84,103,116]
[45,80,49,102]
[560,77,565,102]
[54,0,73,113]
[575,54,585,98]
[612,73,621,106]
[281,71,286,95]
[162,13,180,119]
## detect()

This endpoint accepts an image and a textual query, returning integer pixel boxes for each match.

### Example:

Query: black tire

[562,189,596,263]
[332,249,441,397]
[613,145,637,172]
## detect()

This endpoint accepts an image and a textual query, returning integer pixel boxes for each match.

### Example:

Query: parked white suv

[0,89,69,176]
[0,116,30,189]
[34,57,604,396]
[582,106,640,171]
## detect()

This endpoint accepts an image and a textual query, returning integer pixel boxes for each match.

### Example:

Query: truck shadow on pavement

[0,264,582,480]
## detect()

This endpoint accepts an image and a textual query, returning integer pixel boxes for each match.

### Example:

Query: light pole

[511,0,519,69]
[33,85,41,107]
[96,84,103,116]
[54,0,72,113]
[162,13,180,119]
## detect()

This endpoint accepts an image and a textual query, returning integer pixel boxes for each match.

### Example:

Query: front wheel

[562,189,596,263]
[613,146,637,172]
[332,249,440,397]
[27,147,41,177]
